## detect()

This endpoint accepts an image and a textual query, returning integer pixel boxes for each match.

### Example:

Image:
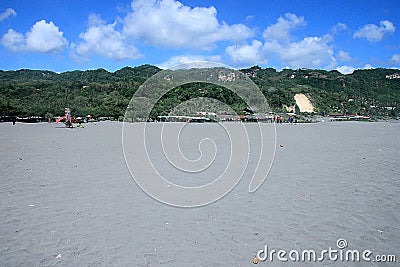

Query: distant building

[386,73,400,79]
[216,114,240,122]
[163,74,173,81]
[218,71,237,82]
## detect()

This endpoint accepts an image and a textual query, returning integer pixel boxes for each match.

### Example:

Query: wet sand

[1,121,399,266]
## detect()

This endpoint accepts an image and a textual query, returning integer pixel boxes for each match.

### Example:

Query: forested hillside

[0,64,399,119]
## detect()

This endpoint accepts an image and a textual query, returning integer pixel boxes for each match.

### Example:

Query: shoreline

[1,118,399,126]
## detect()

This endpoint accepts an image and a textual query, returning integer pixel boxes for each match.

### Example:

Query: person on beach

[65,108,73,128]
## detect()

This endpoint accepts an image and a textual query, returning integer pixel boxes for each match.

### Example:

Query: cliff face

[294,94,314,113]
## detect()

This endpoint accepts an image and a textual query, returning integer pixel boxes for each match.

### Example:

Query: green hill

[0,65,399,119]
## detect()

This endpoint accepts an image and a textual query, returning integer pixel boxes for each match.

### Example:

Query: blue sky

[0,0,399,73]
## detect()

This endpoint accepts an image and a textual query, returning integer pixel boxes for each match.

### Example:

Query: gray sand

[1,121,399,266]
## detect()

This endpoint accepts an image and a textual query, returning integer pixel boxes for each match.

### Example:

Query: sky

[0,0,399,73]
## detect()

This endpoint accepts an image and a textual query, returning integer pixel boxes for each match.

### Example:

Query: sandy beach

[1,121,399,266]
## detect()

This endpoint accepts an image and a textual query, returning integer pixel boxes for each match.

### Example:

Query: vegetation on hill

[0,64,399,119]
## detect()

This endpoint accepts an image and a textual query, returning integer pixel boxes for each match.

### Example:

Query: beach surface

[1,121,399,266]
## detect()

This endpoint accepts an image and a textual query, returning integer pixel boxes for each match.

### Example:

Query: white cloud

[158,54,222,69]
[390,54,400,65]
[72,0,253,62]
[336,65,355,74]
[337,50,352,62]
[0,8,16,22]
[353,20,395,42]
[1,20,68,53]
[264,34,336,69]
[263,13,305,42]
[73,14,140,61]
[123,0,253,49]
[1,29,25,51]
[364,64,373,69]
[331,22,347,34]
[26,20,68,53]
[225,40,264,65]
[223,13,338,69]
[245,15,254,22]
[258,13,336,69]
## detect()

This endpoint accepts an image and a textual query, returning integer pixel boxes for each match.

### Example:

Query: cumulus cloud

[73,0,252,62]
[353,20,395,42]
[1,20,68,53]
[123,0,253,49]
[0,8,16,22]
[1,29,25,51]
[26,20,68,53]
[264,34,336,69]
[73,14,140,61]
[223,13,338,69]
[158,54,222,69]
[225,40,264,65]
[336,65,355,74]
[263,13,305,42]
[259,13,336,69]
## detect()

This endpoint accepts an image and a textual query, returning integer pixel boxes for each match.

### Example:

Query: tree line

[0,64,399,119]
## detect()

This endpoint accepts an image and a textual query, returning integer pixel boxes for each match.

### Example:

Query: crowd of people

[273,115,297,124]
